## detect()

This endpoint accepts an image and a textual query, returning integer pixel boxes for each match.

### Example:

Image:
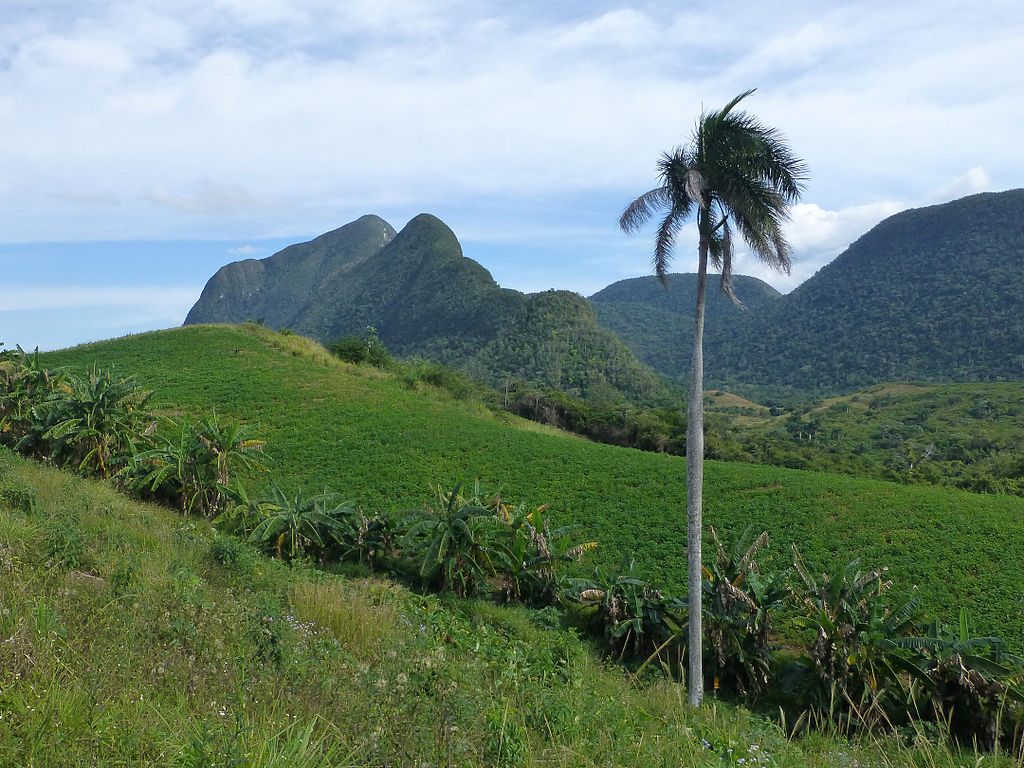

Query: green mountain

[186,214,670,403]
[713,189,1024,396]
[185,214,397,330]
[589,273,781,379]
[594,189,1024,398]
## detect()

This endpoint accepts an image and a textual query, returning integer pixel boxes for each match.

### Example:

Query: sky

[2,0,1022,350]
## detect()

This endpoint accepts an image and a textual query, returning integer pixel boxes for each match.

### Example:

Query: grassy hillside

[9,448,1011,766]
[720,382,1024,495]
[43,325,1024,650]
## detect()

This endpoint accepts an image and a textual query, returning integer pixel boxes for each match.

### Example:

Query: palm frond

[653,207,684,282]
[619,187,671,233]
[717,216,742,306]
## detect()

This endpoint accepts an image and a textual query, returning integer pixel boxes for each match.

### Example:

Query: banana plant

[401,482,515,597]
[0,346,64,453]
[247,481,354,561]
[36,366,152,477]
[501,498,596,606]
[702,526,787,700]
[563,557,685,659]
[119,412,266,517]
[896,608,1024,744]
[789,546,923,726]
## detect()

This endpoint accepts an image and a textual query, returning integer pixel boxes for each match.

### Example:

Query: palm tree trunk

[686,239,708,706]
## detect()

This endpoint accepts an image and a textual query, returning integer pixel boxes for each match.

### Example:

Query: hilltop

[590,273,781,379]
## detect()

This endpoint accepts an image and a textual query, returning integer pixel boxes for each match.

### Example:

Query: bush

[327,327,392,368]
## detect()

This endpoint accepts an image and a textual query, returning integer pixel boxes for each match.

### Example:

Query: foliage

[401,482,516,597]
[702,527,788,700]
[327,326,393,367]
[498,498,596,606]
[247,481,354,560]
[789,547,923,727]
[41,325,1024,652]
[28,365,152,477]
[0,345,64,454]
[563,558,686,659]
[0,453,882,765]
[900,610,1024,745]
[120,413,266,517]
[716,382,1024,497]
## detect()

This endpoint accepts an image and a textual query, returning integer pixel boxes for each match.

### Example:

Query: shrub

[327,327,392,368]
[401,482,514,597]
[563,558,685,659]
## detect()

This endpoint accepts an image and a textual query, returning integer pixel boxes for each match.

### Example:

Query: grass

[4,446,1023,766]
[42,324,1024,652]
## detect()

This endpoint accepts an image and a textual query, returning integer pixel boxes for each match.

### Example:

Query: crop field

[45,324,1024,649]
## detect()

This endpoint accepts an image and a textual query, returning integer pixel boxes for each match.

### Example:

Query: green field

[43,324,1024,651]
[11,444,1009,766]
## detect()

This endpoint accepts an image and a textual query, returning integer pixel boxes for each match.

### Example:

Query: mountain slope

[711,189,1024,394]
[590,273,781,381]
[185,214,396,329]
[186,215,670,402]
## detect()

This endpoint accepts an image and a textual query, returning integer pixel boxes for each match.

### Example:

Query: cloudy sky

[2,0,1022,350]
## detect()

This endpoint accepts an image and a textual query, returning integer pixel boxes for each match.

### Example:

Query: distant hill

[593,189,1024,398]
[589,274,781,380]
[712,189,1024,396]
[186,214,670,403]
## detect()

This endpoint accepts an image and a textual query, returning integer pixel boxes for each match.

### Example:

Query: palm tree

[619,89,806,704]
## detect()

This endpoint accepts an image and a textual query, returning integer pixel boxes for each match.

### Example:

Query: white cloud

[926,167,993,203]
[227,244,259,255]
[0,0,1021,345]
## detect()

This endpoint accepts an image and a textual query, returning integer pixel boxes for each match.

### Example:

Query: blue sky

[3,0,1023,350]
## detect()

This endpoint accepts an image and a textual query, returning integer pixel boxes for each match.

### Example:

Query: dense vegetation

[186,214,671,404]
[7,331,1024,757]
[590,273,781,383]
[593,190,1024,398]
[39,325,1024,655]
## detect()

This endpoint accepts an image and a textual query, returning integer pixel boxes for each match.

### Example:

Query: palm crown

[619,89,807,302]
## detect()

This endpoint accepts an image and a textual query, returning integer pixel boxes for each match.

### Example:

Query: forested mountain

[594,190,1024,398]
[188,190,1024,400]
[713,189,1024,395]
[185,214,670,402]
[589,274,781,379]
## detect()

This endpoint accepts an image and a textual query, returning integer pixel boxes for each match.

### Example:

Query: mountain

[186,214,670,403]
[589,274,781,380]
[711,189,1024,396]
[185,214,397,330]
[593,190,1024,398]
